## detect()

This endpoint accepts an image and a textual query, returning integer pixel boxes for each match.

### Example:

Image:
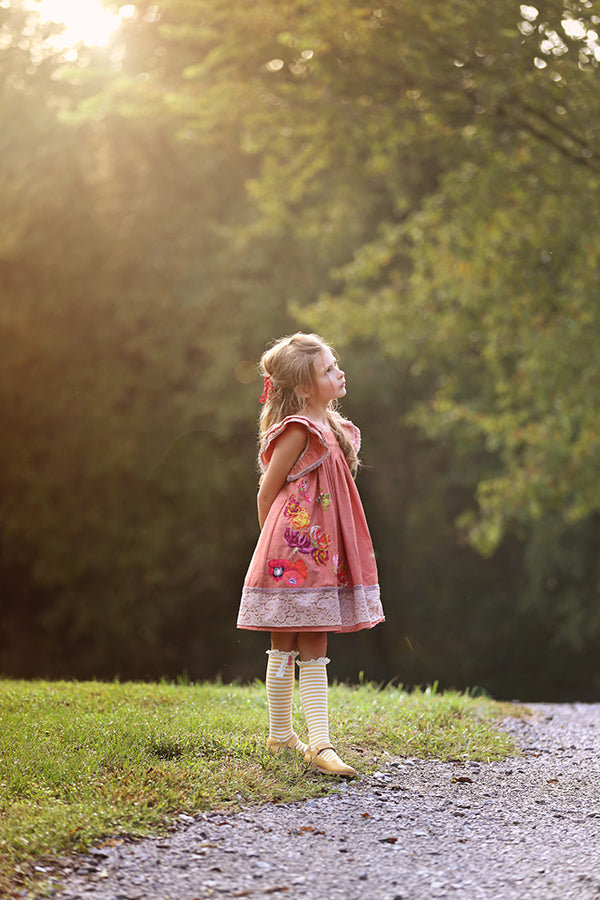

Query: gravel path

[37,703,600,900]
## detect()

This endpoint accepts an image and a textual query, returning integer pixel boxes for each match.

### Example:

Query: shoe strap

[315,745,336,757]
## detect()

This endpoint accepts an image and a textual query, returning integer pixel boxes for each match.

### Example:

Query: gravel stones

[35,703,600,900]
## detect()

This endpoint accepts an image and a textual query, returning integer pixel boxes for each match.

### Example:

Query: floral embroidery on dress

[309,525,331,566]
[283,559,307,586]
[283,496,299,517]
[333,553,350,587]
[238,415,384,634]
[297,477,311,502]
[311,547,329,565]
[292,508,310,528]
[268,557,307,586]
[269,559,288,579]
[284,527,312,554]
[316,490,331,510]
[310,525,331,550]
[284,495,311,529]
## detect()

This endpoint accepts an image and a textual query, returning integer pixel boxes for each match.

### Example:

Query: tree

[4,0,600,696]
[144,0,600,681]
[154,0,600,550]
[0,1,280,677]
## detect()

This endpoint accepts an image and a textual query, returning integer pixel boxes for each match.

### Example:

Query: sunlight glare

[27,0,122,47]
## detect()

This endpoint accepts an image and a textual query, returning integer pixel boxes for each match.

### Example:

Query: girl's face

[309,348,346,407]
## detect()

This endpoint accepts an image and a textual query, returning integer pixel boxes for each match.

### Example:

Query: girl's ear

[295,384,312,402]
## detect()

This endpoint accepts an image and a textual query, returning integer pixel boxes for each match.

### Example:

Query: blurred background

[2,0,600,700]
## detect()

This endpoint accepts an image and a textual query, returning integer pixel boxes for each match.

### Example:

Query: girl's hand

[257,423,306,528]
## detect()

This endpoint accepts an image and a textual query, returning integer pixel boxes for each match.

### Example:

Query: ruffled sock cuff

[296,657,331,667]
[266,649,300,660]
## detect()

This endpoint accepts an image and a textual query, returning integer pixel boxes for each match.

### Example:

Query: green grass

[0,678,525,895]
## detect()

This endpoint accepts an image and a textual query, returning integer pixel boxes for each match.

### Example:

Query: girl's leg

[297,632,327,660]
[271,632,299,652]
[265,632,307,755]
[297,632,356,778]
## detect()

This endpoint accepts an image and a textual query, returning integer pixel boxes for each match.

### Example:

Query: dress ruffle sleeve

[336,414,361,455]
[260,416,329,482]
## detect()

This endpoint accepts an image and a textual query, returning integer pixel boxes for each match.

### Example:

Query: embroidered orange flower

[291,507,310,529]
[282,559,307,587]
[284,496,310,528]
[310,525,331,551]
[284,496,300,516]
[311,547,329,566]
[268,558,307,586]
[309,525,331,566]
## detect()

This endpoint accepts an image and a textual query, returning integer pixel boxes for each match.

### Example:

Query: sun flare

[25,0,129,48]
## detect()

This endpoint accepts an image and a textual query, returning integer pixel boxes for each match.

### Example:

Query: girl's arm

[257,423,306,529]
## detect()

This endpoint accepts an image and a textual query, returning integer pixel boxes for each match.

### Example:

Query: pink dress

[237,415,384,633]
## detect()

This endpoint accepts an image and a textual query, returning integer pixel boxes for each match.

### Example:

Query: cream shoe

[304,741,357,777]
[266,732,308,755]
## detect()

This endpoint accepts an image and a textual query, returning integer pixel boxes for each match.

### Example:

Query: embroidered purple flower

[284,527,312,554]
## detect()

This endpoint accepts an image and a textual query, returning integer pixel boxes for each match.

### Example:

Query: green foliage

[280,1,600,552]
[0,1,288,678]
[2,0,600,696]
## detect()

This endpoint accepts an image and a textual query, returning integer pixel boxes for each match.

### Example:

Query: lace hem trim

[237,583,383,631]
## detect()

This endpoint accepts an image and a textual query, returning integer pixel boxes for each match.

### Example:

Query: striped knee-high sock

[297,657,337,765]
[265,650,306,751]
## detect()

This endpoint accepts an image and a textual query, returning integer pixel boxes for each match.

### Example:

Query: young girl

[237,333,384,777]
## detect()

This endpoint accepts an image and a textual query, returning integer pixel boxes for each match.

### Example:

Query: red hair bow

[260,375,274,404]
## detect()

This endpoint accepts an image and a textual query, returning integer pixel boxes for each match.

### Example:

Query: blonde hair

[258,332,359,476]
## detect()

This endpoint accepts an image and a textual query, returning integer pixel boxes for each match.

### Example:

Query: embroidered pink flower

[297,478,311,501]
[333,553,350,587]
